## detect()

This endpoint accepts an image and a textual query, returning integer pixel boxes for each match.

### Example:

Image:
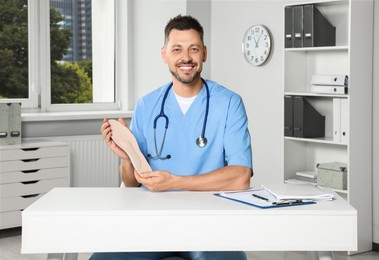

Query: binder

[293,96,325,138]
[0,104,10,145]
[0,103,21,145]
[285,6,294,48]
[293,5,304,48]
[340,98,349,144]
[311,85,347,94]
[333,98,341,143]
[303,5,336,47]
[8,103,21,145]
[284,96,294,136]
[311,74,348,86]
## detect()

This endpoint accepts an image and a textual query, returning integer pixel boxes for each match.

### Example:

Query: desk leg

[47,253,63,260]
[317,251,333,260]
[47,253,78,260]
[307,251,334,260]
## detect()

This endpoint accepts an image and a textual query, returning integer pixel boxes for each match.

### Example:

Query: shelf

[285,46,348,52]
[319,186,348,194]
[284,136,348,146]
[284,0,348,7]
[283,0,373,253]
[284,92,348,98]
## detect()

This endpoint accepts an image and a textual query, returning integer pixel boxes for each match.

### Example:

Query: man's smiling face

[161,29,207,85]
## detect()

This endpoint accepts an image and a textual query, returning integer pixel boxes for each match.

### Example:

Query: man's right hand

[101,117,130,160]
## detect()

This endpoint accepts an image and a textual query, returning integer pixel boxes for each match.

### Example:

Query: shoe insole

[108,119,152,175]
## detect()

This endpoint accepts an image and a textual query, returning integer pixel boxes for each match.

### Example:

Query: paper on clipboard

[108,119,152,175]
[262,183,334,201]
[214,188,315,209]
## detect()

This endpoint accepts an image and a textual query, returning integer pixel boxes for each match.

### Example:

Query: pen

[272,200,304,206]
[252,194,269,202]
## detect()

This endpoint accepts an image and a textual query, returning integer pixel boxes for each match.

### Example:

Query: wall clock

[242,24,272,66]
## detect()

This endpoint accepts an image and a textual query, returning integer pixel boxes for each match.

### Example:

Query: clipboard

[214,188,316,209]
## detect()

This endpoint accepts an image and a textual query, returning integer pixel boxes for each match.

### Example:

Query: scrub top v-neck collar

[166,83,208,119]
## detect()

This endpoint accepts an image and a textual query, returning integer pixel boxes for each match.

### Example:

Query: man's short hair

[164,14,204,46]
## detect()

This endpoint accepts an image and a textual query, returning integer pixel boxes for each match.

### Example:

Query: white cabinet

[0,139,70,229]
[283,0,373,253]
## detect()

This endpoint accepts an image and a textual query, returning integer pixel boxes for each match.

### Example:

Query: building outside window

[0,0,118,110]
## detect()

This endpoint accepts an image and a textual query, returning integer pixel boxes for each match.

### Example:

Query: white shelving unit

[283,0,373,253]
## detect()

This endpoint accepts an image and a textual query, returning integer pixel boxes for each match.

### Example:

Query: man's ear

[203,45,208,62]
[161,47,168,64]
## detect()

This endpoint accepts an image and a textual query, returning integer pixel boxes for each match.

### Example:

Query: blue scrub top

[130,80,252,176]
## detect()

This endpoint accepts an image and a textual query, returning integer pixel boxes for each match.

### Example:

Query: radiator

[42,135,120,187]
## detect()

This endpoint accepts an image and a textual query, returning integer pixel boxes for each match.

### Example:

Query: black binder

[285,6,294,48]
[293,96,325,138]
[303,5,336,47]
[284,96,294,136]
[293,5,303,48]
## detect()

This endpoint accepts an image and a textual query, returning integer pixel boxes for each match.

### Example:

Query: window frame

[6,0,124,113]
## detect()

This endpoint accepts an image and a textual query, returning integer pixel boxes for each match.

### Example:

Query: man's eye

[172,49,180,53]
[190,48,199,52]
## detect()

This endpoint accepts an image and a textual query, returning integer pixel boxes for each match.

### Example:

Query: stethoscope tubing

[149,78,209,159]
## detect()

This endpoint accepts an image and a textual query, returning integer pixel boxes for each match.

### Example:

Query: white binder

[311,84,346,94]
[311,74,348,86]
[333,98,348,144]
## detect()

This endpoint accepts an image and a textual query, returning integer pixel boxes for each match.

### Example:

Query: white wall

[209,0,284,185]
[132,0,187,106]
[131,0,211,106]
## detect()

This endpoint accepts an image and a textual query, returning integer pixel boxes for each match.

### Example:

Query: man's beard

[169,69,202,84]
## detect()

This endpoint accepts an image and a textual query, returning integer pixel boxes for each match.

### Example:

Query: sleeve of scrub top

[224,94,252,169]
[130,99,148,158]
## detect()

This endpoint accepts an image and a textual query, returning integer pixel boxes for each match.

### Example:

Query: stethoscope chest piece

[196,137,207,148]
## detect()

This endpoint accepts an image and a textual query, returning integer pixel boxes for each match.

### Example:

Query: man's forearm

[174,165,251,191]
[120,159,140,187]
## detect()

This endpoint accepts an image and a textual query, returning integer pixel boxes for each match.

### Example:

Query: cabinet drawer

[0,146,68,161]
[0,211,22,229]
[0,178,68,198]
[1,194,44,212]
[0,157,69,172]
[0,167,69,184]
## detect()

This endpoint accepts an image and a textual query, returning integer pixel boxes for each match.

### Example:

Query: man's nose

[181,51,193,63]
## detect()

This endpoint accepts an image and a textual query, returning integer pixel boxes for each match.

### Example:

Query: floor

[1,228,379,260]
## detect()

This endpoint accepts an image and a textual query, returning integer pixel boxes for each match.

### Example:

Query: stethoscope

[147,78,210,160]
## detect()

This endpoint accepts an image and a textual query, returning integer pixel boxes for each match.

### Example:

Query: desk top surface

[23,187,356,216]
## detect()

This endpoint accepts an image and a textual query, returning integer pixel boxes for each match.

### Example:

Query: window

[0,0,30,103]
[0,0,120,112]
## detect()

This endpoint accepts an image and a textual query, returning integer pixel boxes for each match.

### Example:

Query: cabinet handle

[21,194,40,198]
[21,180,39,185]
[21,158,40,162]
[21,148,40,151]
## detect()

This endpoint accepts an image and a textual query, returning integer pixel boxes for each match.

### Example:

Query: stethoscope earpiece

[149,78,210,159]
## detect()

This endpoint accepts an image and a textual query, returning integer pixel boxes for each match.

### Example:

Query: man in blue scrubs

[93,14,252,260]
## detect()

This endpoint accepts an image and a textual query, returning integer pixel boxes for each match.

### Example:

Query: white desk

[21,187,357,259]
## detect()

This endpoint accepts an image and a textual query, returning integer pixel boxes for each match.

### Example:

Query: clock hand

[256,30,263,46]
[253,35,258,47]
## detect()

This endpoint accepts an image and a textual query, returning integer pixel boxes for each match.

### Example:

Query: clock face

[242,25,272,66]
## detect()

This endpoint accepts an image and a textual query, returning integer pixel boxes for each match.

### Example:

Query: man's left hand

[135,170,176,191]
